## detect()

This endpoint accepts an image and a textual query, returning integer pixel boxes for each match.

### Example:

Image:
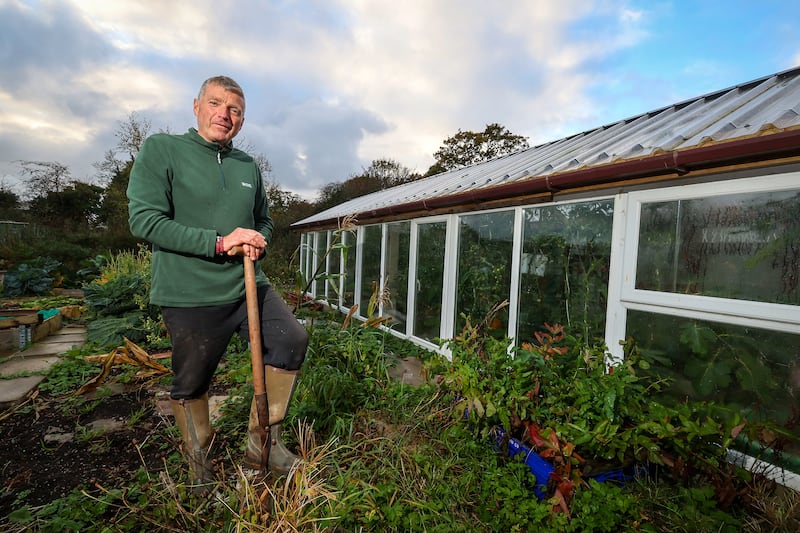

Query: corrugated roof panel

[294,67,800,227]
[679,74,785,145]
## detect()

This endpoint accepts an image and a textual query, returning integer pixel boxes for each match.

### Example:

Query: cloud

[243,96,389,199]
[2,0,790,202]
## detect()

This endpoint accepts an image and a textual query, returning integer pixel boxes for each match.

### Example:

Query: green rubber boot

[171,393,214,494]
[244,366,301,474]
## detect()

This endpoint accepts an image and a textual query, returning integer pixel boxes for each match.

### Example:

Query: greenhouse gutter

[293,128,800,230]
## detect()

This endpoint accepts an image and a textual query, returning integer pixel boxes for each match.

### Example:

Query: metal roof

[293,66,800,229]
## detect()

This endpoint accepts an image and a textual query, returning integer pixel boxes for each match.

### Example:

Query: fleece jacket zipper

[217,147,226,190]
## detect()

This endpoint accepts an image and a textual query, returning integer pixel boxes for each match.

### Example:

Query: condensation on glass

[517,199,614,344]
[637,190,800,305]
[384,222,410,332]
[456,210,515,336]
[359,225,382,318]
[414,221,447,341]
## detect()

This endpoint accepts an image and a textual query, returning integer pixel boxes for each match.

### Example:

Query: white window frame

[404,215,452,353]
[606,172,800,361]
[607,172,800,490]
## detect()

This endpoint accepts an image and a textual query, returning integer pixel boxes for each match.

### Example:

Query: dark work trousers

[162,284,308,400]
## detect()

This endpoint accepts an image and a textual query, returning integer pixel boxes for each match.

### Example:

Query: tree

[425,123,530,177]
[254,153,273,180]
[115,111,151,160]
[0,187,19,210]
[97,160,138,249]
[315,158,419,212]
[262,180,315,286]
[362,157,418,188]
[94,112,152,185]
[92,113,155,249]
[236,139,273,180]
[93,149,127,187]
[28,181,104,230]
[18,160,72,200]
[0,185,22,226]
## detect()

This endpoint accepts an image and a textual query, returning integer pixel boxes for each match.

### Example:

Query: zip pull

[216,147,226,189]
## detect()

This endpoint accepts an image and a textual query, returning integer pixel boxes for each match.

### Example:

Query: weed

[2,311,791,532]
[127,405,148,428]
[74,424,105,444]
[37,350,97,397]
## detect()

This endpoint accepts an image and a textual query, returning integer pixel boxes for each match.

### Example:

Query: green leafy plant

[82,246,164,349]
[1,257,62,296]
[76,254,109,284]
[434,320,755,514]
[3,296,790,532]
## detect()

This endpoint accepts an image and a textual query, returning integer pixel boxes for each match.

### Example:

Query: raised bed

[0,309,63,356]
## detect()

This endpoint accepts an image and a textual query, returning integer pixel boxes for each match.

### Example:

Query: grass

[1,317,798,532]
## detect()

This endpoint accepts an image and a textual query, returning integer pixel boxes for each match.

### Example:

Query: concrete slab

[0,324,86,406]
[0,375,44,404]
[83,382,128,398]
[40,333,85,344]
[44,431,74,444]
[0,355,61,376]
[44,417,128,445]
[388,357,426,386]
[20,342,81,356]
[52,325,86,334]
[87,418,127,433]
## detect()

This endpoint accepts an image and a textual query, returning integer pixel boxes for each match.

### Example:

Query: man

[127,76,307,491]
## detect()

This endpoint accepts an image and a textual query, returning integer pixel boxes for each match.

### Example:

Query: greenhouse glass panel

[384,222,410,332]
[299,234,309,285]
[314,232,327,299]
[636,189,800,304]
[517,199,613,344]
[304,233,315,292]
[342,230,356,308]
[456,211,514,335]
[414,221,447,341]
[359,225,382,318]
[627,310,800,472]
[328,230,341,305]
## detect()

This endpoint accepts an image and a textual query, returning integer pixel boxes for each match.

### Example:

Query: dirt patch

[0,388,164,515]
[0,382,242,519]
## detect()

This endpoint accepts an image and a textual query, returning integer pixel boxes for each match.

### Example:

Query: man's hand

[223,228,266,261]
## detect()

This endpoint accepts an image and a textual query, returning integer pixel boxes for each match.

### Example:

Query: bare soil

[0,382,240,520]
[0,388,158,516]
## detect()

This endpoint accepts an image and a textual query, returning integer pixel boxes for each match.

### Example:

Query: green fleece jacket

[127,128,273,307]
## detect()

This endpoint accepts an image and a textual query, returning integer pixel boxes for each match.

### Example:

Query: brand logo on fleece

[241,182,253,189]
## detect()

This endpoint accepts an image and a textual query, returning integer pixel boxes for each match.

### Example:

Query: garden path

[0,325,86,407]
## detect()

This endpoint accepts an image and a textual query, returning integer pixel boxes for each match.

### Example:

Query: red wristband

[215,235,225,255]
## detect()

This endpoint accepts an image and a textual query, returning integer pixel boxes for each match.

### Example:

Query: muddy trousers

[162,285,308,482]
[162,285,308,400]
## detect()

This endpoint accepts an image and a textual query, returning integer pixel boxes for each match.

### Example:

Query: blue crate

[586,463,649,484]
[494,428,552,500]
[492,427,646,501]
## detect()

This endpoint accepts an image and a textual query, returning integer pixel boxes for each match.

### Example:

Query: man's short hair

[198,76,244,100]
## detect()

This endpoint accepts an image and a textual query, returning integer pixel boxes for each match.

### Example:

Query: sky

[1,1,799,202]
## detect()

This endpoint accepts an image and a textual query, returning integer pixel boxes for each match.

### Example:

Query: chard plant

[433,319,758,513]
[82,245,163,349]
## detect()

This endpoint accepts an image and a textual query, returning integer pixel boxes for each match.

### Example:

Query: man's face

[193,83,245,145]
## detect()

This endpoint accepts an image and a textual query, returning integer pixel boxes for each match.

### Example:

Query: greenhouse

[292,67,800,487]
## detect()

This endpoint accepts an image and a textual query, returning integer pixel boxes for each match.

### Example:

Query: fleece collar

[186,128,233,155]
